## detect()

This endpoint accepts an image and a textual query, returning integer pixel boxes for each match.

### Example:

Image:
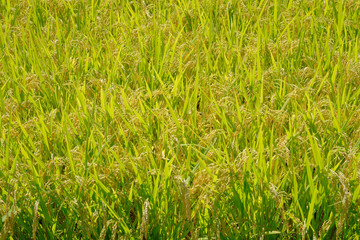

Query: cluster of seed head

[99,220,113,240]
[335,171,352,239]
[32,201,40,240]
[140,199,150,239]
[177,177,191,221]
[0,189,18,240]
[111,221,118,240]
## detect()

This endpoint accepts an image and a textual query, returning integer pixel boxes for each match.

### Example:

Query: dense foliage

[1,0,360,239]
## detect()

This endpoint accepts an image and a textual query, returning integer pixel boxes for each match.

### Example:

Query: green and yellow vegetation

[1,0,360,239]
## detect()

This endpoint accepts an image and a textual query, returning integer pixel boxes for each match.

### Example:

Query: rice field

[1,0,360,239]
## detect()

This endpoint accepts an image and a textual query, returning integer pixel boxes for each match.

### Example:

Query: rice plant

[1,0,360,239]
